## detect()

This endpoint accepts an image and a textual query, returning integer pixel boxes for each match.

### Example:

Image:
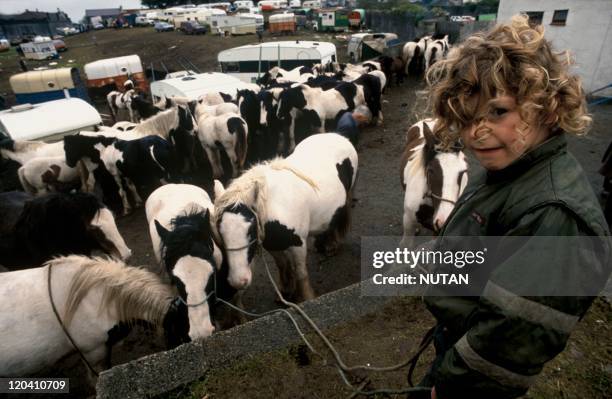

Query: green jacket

[424,134,611,399]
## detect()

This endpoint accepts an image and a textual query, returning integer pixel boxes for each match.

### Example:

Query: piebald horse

[400,119,468,247]
[0,255,192,378]
[146,183,229,341]
[214,133,358,302]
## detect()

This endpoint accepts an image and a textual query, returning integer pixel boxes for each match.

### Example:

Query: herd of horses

[0,40,468,384]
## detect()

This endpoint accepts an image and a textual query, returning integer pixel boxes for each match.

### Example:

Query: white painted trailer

[218,40,337,83]
[150,72,253,101]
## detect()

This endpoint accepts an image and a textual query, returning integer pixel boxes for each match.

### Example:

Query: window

[551,9,568,26]
[523,11,544,26]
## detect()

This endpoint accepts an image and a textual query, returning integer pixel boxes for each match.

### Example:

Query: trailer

[218,40,337,83]
[210,14,259,35]
[0,98,101,142]
[269,13,296,33]
[9,68,90,105]
[19,38,58,60]
[347,32,399,62]
[83,54,148,95]
[348,8,365,29]
[316,8,348,32]
[150,72,252,101]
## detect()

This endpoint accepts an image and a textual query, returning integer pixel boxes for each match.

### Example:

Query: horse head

[155,209,219,342]
[216,202,260,289]
[421,122,468,233]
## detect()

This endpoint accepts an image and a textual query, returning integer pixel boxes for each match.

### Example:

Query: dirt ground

[1,28,611,398]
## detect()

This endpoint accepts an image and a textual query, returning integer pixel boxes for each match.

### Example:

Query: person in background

[409,14,611,399]
[335,105,372,146]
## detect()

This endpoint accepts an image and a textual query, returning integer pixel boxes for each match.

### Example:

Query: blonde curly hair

[426,14,592,150]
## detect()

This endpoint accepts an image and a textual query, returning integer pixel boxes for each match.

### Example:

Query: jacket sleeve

[433,205,611,399]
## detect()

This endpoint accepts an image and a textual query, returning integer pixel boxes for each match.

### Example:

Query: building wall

[498,0,612,94]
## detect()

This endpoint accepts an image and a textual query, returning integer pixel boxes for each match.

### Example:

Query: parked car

[180,21,207,35]
[53,39,67,52]
[93,23,105,30]
[135,16,155,26]
[155,22,174,32]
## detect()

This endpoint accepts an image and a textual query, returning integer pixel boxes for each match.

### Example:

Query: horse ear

[422,121,438,163]
[155,219,170,242]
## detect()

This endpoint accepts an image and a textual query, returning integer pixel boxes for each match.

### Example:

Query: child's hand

[431,387,437,399]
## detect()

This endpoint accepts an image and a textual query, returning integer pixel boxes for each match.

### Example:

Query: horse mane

[16,191,102,244]
[132,106,179,138]
[160,208,215,271]
[61,255,173,328]
[213,158,319,230]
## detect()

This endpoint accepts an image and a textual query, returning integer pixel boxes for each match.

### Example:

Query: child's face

[460,95,550,171]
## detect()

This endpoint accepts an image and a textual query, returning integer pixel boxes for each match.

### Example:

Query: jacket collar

[485,133,567,184]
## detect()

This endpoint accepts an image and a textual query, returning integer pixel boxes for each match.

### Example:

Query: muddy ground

[1,28,611,398]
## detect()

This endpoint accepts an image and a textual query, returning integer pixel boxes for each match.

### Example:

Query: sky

[0,0,145,22]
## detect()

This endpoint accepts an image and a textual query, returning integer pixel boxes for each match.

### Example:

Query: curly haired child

[412,14,611,399]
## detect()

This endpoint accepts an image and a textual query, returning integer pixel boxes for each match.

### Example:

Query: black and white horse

[64,133,179,215]
[0,255,194,378]
[214,133,358,302]
[146,183,232,341]
[424,35,450,72]
[196,112,249,181]
[399,119,468,247]
[0,191,131,269]
[107,88,137,123]
[276,83,365,152]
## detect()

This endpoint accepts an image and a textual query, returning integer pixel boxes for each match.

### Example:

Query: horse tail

[17,165,38,195]
[227,117,248,169]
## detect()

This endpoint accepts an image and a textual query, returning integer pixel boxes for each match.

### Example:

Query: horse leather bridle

[47,263,100,377]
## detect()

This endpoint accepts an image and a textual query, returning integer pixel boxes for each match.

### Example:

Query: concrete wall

[498,0,612,94]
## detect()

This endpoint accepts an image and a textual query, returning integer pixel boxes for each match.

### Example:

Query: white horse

[17,156,80,195]
[399,119,468,247]
[214,133,358,302]
[106,88,137,123]
[0,255,188,379]
[146,183,225,339]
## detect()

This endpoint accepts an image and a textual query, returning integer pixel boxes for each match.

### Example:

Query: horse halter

[174,290,215,308]
[423,190,457,206]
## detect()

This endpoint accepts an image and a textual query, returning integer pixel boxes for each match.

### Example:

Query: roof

[10,68,77,93]
[84,55,143,80]
[0,98,101,141]
[85,9,122,18]
[151,72,252,100]
[0,10,70,23]
[224,40,336,52]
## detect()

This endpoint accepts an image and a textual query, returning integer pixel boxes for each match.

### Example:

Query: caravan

[218,41,337,83]
[20,37,58,61]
